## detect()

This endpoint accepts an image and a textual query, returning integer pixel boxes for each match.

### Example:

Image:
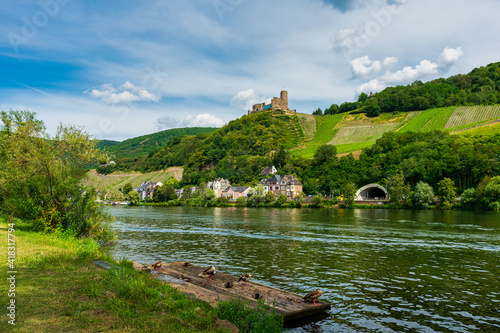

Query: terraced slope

[292,114,344,158]
[445,105,500,130]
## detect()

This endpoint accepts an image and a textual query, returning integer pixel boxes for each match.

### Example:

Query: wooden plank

[145,262,330,322]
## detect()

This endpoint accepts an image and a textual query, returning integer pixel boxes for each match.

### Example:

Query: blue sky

[1,0,500,140]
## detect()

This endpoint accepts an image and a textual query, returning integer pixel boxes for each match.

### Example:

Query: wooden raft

[148,262,331,322]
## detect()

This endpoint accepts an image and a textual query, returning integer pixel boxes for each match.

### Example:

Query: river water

[108,206,500,332]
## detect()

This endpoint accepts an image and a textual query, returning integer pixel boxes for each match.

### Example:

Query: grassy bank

[0,219,233,332]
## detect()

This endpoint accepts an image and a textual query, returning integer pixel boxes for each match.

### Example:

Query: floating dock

[137,261,331,322]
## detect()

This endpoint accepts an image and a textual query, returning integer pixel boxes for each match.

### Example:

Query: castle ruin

[248,90,295,115]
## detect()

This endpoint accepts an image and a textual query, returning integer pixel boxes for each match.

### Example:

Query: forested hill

[94,62,500,195]
[368,62,500,113]
[96,127,217,159]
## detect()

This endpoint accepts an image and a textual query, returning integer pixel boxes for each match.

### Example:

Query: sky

[1,0,499,141]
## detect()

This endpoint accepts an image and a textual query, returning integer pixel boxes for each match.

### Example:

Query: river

[108,206,500,332]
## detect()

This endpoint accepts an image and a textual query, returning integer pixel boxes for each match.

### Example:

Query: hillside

[82,167,183,195]
[96,127,217,159]
[291,105,500,158]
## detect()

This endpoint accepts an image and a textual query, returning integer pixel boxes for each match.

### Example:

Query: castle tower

[280,90,288,109]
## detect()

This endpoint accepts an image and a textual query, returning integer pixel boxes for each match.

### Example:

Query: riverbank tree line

[133,128,499,210]
[0,110,114,241]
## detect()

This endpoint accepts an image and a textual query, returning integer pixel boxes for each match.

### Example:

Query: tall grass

[216,298,284,333]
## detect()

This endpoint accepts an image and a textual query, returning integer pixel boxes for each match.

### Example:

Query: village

[129,166,389,206]
[132,165,304,203]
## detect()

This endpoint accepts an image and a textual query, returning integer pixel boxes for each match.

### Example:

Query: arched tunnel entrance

[355,184,388,200]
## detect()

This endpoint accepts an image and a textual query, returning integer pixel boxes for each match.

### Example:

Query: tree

[364,100,381,117]
[272,149,290,168]
[324,104,339,115]
[153,185,177,202]
[235,196,247,207]
[123,182,133,196]
[437,178,456,206]
[265,191,276,203]
[0,110,113,241]
[342,182,356,208]
[413,181,434,209]
[357,92,368,104]
[312,108,323,116]
[275,193,288,206]
[127,191,141,206]
[311,194,323,208]
[313,144,337,165]
[482,176,500,211]
[385,171,410,203]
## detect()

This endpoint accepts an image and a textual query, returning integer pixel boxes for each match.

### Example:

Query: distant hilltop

[248,90,297,115]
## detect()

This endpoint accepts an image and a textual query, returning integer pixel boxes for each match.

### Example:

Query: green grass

[456,121,500,137]
[336,141,375,154]
[0,218,232,333]
[216,298,284,333]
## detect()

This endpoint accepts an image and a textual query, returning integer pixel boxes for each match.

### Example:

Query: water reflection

[110,206,500,333]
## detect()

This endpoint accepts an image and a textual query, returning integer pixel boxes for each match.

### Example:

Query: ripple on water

[110,206,500,333]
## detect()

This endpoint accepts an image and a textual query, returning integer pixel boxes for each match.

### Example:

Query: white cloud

[230,89,263,110]
[356,79,387,94]
[156,113,225,130]
[383,57,398,66]
[438,47,464,66]
[350,55,398,77]
[355,47,464,94]
[87,81,160,104]
[382,59,439,83]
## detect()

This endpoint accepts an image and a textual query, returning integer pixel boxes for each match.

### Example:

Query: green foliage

[96,127,217,159]
[311,194,323,208]
[265,191,276,203]
[127,191,141,206]
[385,171,411,203]
[216,298,284,333]
[0,110,114,242]
[312,108,323,116]
[437,177,457,206]
[122,182,133,195]
[364,100,381,117]
[342,182,357,208]
[367,62,500,113]
[412,181,435,209]
[152,184,177,203]
[460,176,500,211]
[324,103,339,115]
[314,144,337,165]
[235,196,247,207]
[275,193,288,206]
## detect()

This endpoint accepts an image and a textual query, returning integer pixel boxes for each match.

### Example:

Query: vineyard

[398,109,440,133]
[295,113,317,141]
[419,107,457,132]
[290,104,500,158]
[330,123,397,146]
[458,122,500,136]
[445,105,500,130]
